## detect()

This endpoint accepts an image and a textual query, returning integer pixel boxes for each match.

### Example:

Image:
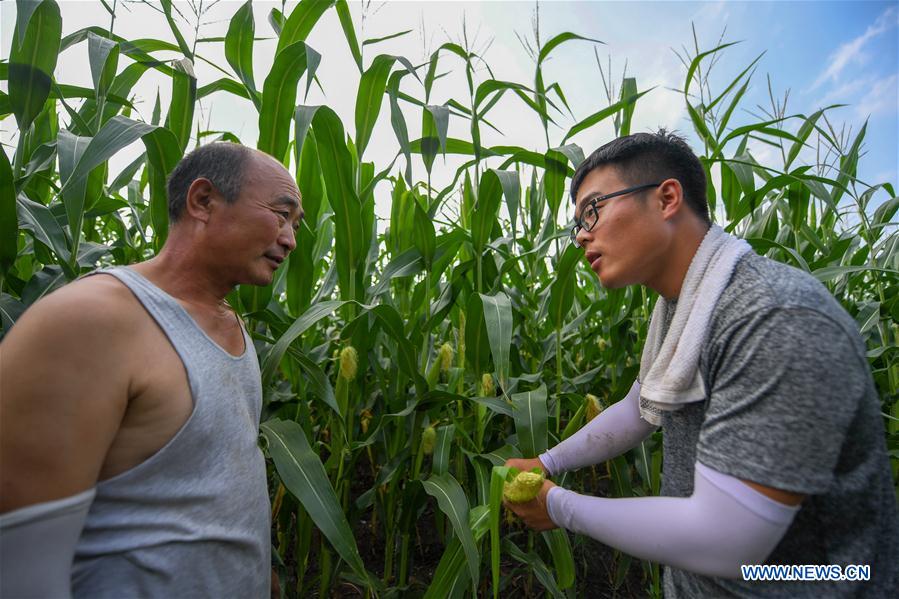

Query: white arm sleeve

[539,380,656,475]
[0,488,95,599]
[546,462,799,579]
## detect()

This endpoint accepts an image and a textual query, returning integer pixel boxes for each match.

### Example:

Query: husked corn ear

[437,343,454,372]
[503,468,545,503]
[585,393,603,422]
[480,373,495,396]
[421,426,437,455]
[339,346,358,381]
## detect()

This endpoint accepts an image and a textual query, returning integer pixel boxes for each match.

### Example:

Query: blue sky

[2,0,897,222]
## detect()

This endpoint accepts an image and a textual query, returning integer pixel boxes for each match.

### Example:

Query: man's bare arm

[1,278,133,512]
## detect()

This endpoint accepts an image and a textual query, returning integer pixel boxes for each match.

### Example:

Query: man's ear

[657,178,685,221]
[184,178,217,223]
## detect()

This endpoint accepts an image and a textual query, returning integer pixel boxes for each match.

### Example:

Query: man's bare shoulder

[5,273,143,350]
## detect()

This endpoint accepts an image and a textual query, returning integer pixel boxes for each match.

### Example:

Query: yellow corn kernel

[503,469,545,503]
[421,426,437,455]
[339,346,358,381]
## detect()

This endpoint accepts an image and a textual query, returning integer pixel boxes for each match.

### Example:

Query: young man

[505,131,898,596]
[0,143,304,598]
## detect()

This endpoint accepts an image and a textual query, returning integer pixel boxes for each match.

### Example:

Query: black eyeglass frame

[569,182,663,247]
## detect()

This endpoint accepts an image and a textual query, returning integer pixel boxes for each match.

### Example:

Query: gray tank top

[72,267,270,598]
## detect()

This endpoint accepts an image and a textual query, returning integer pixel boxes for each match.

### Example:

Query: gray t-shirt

[661,251,898,597]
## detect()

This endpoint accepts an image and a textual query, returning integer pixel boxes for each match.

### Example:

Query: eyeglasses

[569,182,662,247]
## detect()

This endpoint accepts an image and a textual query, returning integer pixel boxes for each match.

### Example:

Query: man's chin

[597,271,626,289]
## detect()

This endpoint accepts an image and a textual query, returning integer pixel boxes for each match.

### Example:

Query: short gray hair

[166,142,253,222]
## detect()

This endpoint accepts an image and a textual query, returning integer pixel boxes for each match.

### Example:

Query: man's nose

[279,225,297,253]
[576,225,592,248]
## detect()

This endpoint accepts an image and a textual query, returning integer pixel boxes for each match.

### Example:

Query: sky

[2,0,897,225]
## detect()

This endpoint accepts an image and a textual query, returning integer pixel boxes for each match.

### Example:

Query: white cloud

[855,73,898,118]
[815,72,898,119]
[810,5,898,91]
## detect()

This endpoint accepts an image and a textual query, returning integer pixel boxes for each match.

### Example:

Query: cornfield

[2,0,897,597]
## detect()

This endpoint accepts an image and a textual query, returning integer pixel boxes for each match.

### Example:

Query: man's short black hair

[166,142,253,222]
[570,130,710,224]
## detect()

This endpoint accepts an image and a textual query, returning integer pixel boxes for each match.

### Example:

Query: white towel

[638,225,751,426]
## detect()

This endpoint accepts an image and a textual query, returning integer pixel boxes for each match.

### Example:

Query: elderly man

[506,131,898,596]
[0,143,303,598]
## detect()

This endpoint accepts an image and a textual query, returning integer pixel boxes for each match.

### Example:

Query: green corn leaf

[547,244,582,330]
[618,77,639,137]
[504,539,565,598]
[474,79,531,110]
[141,125,182,247]
[490,169,520,238]
[421,473,480,595]
[87,32,119,103]
[267,8,284,35]
[426,104,450,157]
[471,169,503,254]
[363,29,413,47]
[9,0,61,135]
[833,120,867,206]
[276,0,333,53]
[165,58,197,152]
[16,196,71,266]
[225,0,260,109]
[544,147,567,220]
[367,247,423,297]
[335,0,362,71]
[542,529,575,589]
[811,264,898,283]
[479,291,512,392]
[56,129,90,260]
[285,347,339,418]
[76,116,155,179]
[262,299,348,385]
[361,304,426,394]
[260,418,371,586]
[683,41,740,98]
[511,383,548,457]
[464,293,493,379]
[561,86,653,144]
[160,0,192,58]
[15,0,43,47]
[0,147,17,274]
[197,78,252,101]
[538,32,603,65]
[488,466,511,599]
[355,54,397,157]
[293,104,321,168]
[0,293,27,332]
[786,108,828,168]
[413,202,436,268]
[310,107,365,299]
[423,506,490,599]
[387,70,413,182]
[258,41,316,161]
[433,424,456,475]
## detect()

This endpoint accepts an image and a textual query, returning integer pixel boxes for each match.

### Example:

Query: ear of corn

[502,468,545,503]
[421,425,437,455]
[585,394,603,422]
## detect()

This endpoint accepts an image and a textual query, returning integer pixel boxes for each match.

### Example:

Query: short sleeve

[696,307,865,494]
